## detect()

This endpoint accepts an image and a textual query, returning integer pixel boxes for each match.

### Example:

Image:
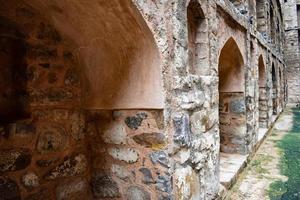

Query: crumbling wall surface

[0,1,88,199]
[282,0,300,105]
[0,0,289,200]
[86,110,170,199]
[163,1,220,199]
[219,93,247,154]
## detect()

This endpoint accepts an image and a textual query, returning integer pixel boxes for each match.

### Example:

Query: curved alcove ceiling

[218,37,244,92]
[25,0,164,109]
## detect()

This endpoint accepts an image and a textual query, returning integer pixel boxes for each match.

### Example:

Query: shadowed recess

[25,0,164,109]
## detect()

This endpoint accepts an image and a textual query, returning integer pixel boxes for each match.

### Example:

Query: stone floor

[223,107,298,199]
[219,127,269,190]
[220,153,248,188]
[219,114,280,197]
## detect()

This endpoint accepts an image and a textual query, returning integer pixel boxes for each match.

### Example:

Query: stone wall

[219,92,247,154]
[282,0,300,105]
[259,87,269,128]
[0,0,288,199]
[85,110,170,199]
[0,2,87,199]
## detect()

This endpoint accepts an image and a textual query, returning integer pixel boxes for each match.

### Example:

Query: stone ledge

[218,110,283,199]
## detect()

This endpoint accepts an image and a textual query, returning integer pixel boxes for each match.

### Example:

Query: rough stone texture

[139,168,155,184]
[111,164,130,180]
[91,172,121,198]
[126,186,151,200]
[282,0,300,105]
[150,151,170,168]
[44,154,87,180]
[125,112,148,130]
[0,149,32,172]
[36,125,68,153]
[133,132,166,148]
[22,172,39,189]
[56,178,89,200]
[0,0,290,199]
[108,147,139,163]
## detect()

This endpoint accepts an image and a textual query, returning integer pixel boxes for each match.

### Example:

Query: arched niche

[272,63,277,114]
[256,0,266,33]
[218,37,247,154]
[272,63,277,87]
[26,0,164,110]
[258,55,266,88]
[258,55,267,128]
[187,0,208,75]
[219,37,244,93]
[270,6,276,43]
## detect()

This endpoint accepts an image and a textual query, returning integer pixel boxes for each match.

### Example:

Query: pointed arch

[258,55,266,87]
[272,62,277,114]
[258,55,268,128]
[25,0,163,109]
[187,0,208,75]
[218,37,245,92]
[272,63,277,84]
[218,37,247,154]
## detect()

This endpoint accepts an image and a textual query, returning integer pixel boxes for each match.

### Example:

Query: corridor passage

[228,107,300,199]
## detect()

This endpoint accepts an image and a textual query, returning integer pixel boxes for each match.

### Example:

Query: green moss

[249,154,273,176]
[268,108,300,200]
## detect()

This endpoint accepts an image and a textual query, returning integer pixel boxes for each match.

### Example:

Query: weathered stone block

[111,164,130,180]
[150,151,169,168]
[22,172,39,189]
[102,123,127,145]
[156,175,172,193]
[125,112,148,130]
[0,149,31,172]
[44,154,87,179]
[173,114,191,147]
[229,99,246,113]
[126,186,150,200]
[36,125,68,154]
[91,172,120,198]
[139,168,155,184]
[56,178,89,200]
[133,132,165,148]
[108,147,139,163]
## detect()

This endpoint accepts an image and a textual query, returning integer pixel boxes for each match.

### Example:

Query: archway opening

[0,1,166,199]
[270,6,276,44]
[258,55,267,128]
[256,0,266,33]
[219,38,246,154]
[272,63,277,114]
[187,0,208,75]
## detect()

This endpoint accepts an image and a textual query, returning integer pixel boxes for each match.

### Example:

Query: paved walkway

[226,107,300,200]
